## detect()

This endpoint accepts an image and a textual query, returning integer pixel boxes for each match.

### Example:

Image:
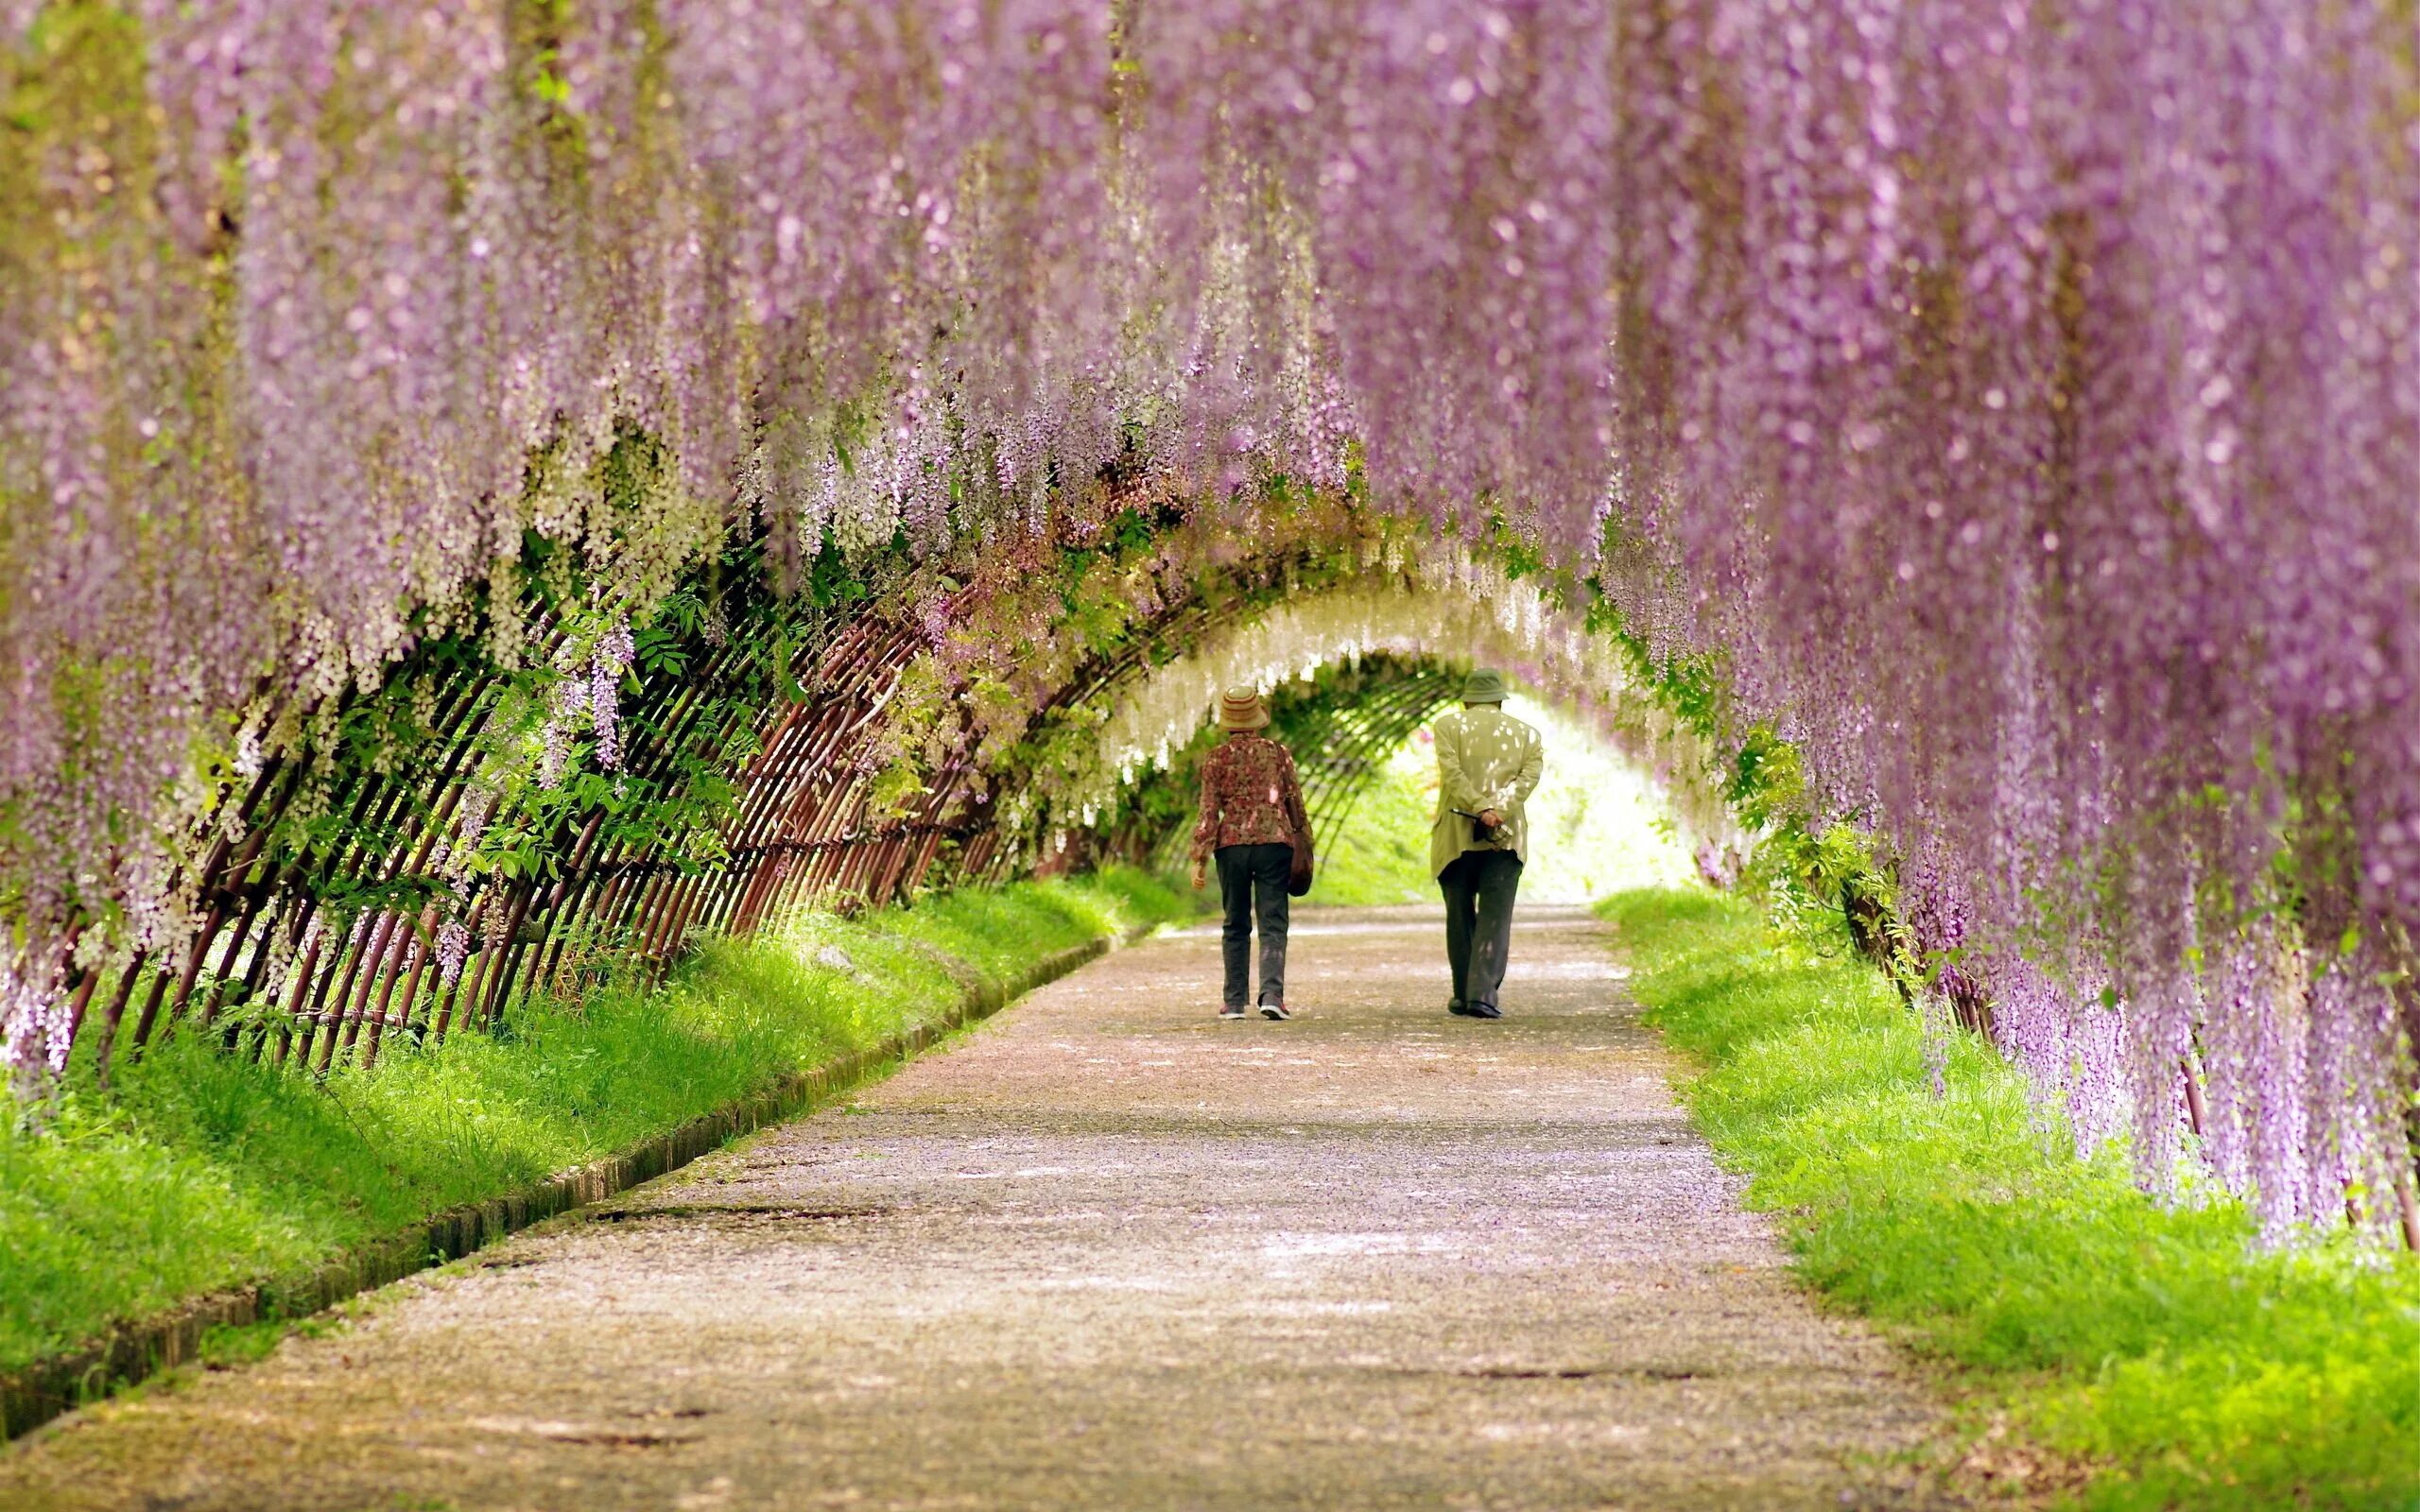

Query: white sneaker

[1218,1005,1248,1021]
[1259,1003,1291,1021]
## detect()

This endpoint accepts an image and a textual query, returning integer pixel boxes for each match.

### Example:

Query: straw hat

[1460,668,1509,704]
[1217,685,1270,730]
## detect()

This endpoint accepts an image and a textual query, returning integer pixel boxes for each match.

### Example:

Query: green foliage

[1579,587,1727,743]
[1598,887,2420,1511]
[1577,576,1908,961]
[236,446,849,947]
[1302,742,1435,905]
[0,872,1185,1377]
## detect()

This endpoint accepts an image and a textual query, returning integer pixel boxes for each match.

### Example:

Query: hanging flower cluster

[0,953,69,1108]
[2,3,2416,1229]
[533,618,637,786]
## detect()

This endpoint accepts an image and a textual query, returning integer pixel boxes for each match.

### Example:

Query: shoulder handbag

[1287,824,1315,897]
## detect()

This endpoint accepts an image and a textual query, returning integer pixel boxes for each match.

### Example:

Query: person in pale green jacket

[1429,669,1544,1020]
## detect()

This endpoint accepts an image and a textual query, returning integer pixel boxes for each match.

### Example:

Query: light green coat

[1429,704,1546,878]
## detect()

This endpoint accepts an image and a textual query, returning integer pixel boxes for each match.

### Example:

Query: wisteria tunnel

[1,0,2417,1503]
[65,516,1692,1084]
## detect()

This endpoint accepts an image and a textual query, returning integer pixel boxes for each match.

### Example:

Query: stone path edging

[0,927,1135,1440]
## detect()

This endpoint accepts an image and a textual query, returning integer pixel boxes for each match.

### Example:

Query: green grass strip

[1597,886,2420,1512]
[0,868,1191,1378]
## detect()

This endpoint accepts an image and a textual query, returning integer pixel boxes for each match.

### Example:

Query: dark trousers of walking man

[1430,671,1543,1020]
[1217,841,1292,1012]
[1441,849,1522,1016]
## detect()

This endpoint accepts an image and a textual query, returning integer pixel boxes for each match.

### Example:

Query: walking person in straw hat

[1189,685,1313,1021]
[1431,669,1544,1020]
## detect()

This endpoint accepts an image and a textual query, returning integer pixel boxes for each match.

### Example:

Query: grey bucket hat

[1460,668,1508,704]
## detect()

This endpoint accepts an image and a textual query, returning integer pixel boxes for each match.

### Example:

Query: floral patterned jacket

[1190,733,1310,862]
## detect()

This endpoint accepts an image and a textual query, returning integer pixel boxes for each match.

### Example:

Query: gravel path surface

[1,904,1959,1510]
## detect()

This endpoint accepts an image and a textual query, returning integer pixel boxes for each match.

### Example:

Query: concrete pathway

[0,905,1957,1510]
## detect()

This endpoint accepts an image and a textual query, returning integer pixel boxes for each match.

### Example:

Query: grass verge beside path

[1598,887,2420,1512]
[0,869,1190,1381]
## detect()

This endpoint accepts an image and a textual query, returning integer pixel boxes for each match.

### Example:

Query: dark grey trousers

[1216,842,1294,1008]
[1440,850,1523,1011]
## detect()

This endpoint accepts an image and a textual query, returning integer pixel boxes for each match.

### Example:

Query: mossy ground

[0,869,1190,1377]
[1599,886,2420,1512]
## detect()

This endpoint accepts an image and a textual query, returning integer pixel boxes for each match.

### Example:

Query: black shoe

[1218,1005,1248,1021]
[1453,1001,1503,1020]
[1259,1003,1291,1021]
